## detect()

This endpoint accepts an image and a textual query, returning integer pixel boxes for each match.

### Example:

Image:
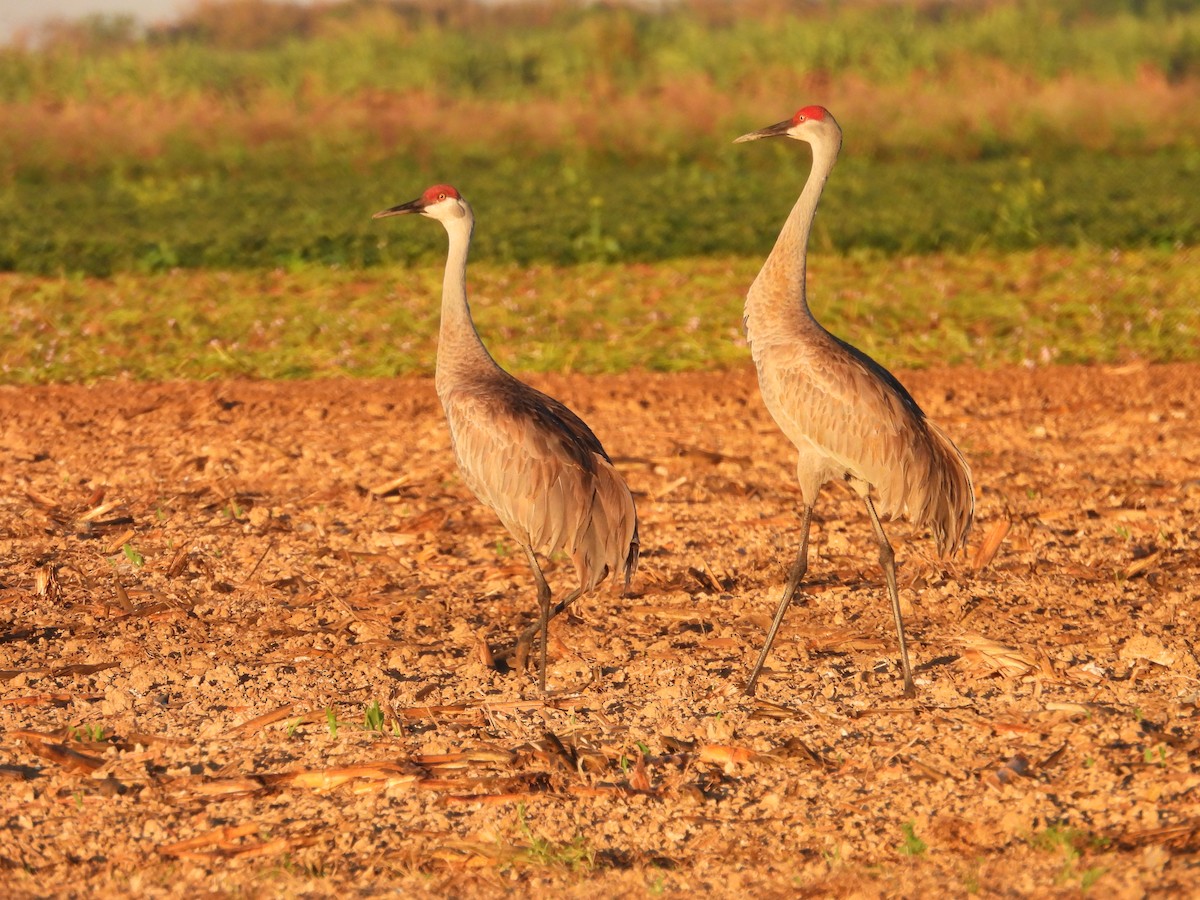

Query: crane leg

[745,503,814,696]
[496,586,583,666]
[515,547,553,693]
[864,496,916,698]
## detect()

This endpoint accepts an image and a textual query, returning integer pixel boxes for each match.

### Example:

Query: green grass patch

[1027,825,1110,889]
[1,152,1197,278]
[3,247,1195,383]
[898,822,928,857]
[503,803,596,874]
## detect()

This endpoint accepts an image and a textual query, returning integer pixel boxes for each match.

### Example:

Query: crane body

[736,107,974,697]
[374,185,639,691]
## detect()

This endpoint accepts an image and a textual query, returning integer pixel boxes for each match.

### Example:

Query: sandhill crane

[373,185,639,692]
[735,106,973,698]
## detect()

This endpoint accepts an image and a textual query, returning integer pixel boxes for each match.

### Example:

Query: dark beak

[733,119,792,143]
[372,198,425,219]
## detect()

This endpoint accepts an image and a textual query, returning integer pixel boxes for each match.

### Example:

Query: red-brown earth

[1,363,1198,896]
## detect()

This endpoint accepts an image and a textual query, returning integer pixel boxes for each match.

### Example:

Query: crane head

[373,184,466,221]
[734,105,839,144]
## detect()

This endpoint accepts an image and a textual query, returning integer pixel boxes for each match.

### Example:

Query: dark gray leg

[745,503,815,696]
[518,546,553,693]
[864,496,915,698]
[497,585,584,667]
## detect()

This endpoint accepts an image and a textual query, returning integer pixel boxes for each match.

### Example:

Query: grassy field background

[2,248,1195,382]
[1,0,1197,380]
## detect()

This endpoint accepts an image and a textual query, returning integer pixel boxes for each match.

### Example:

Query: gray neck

[434,207,500,394]
[743,136,840,349]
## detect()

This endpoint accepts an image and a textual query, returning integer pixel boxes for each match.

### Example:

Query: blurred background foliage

[1,1,1197,380]
[0,0,1197,274]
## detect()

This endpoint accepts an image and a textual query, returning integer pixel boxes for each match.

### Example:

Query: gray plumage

[736,107,973,697]
[374,185,638,692]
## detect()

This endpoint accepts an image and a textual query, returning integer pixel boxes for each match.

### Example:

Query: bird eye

[798,115,806,122]
[438,193,446,200]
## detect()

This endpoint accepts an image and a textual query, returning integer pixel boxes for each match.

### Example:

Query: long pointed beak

[733,119,793,143]
[372,198,424,219]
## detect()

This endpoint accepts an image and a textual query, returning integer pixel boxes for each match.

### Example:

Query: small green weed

[1143,744,1169,767]
[507,803,596,873]
[1028,825,1110,888]
[1080,866,1107,890]
[962,866,981,894]
[273,853,328,879]
[363,701,386,733]
[70,724,107,742]
[122,544,144,567]
[1029,825,1094,853]
[315,704,397,738]
[899,821,927,857]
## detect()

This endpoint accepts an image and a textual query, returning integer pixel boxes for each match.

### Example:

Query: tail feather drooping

[572,461,640,594]
[917,421,974,558]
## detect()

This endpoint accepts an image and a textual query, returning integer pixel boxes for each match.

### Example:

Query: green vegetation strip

[2,152,1197,277]
[1,2,1196,276]
[3,248,1195,384]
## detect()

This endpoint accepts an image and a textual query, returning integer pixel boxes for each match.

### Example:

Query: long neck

[434,209,499,393]
[744,135,840,348]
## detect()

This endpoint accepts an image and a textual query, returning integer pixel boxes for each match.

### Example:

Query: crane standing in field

[373,185,639,692]
[735,106,974,698]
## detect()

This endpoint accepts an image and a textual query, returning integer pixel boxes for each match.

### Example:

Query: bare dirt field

[2,363,1198,897]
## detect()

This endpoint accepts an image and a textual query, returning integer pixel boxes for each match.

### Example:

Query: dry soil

[1,363,1198,897]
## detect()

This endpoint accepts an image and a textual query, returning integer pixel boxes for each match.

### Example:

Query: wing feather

[757,331,972,552]
[439,375,638,587]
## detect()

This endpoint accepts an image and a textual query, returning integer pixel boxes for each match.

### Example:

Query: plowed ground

[2,364,1198,896]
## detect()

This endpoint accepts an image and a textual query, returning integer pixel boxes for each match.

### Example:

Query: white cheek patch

[425,198,459,218]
